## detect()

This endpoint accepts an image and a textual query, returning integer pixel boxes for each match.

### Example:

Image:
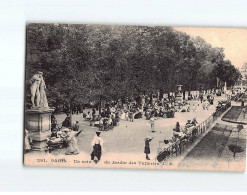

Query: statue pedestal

[25,108,53,151]
[175,85,183,110]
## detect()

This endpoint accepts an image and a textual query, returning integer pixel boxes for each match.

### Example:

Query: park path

[25,96,234,170]
[49,97,225,161]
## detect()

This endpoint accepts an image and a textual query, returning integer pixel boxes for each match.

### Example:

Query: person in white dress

[91,131,104,163]
[150,116,155,132]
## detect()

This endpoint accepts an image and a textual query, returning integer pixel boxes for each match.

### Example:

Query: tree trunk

[150,94,153,105]
[159,88,163,101]
[99,100,102,114]
[69,102,73,129]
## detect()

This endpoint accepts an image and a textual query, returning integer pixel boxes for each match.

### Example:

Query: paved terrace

[25,96,230,170]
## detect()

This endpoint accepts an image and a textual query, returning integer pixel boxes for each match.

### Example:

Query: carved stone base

[25,108,53,151]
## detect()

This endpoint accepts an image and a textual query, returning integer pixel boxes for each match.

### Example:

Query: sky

[174,26,247,69]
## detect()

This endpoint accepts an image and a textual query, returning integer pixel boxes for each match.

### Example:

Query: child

[129,111,134,122]
[99,118,104,131]
[144,136,153,160]
[150,116,155,132]
[125,111,129,121]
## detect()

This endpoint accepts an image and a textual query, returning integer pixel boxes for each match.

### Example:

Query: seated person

[187,104,191,112]
[186,120,191,126]
[157,139,172,162]
[185,120,194,130]
[49,128,67,143]
[51,129,58,138]
[86,112,92,120]
[174,122,180,132]
[162,139,172,150]
[94,120,100,126]
[173,128,186,139]
[183,126,194,135]
[171,136,179,143]
[191,118,198,126]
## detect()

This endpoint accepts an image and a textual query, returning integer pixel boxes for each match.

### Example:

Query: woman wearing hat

[144,136,153,160]
[91,131,104,163]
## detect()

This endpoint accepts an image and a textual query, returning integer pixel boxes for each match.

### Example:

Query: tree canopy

[25,24,242,110]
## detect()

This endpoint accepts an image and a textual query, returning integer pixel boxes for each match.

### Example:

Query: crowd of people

[85,107,121,131]
[25,88,235,164]
[155,118,199,162]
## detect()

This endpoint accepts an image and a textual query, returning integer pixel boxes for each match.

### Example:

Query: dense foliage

[25,24,242,110]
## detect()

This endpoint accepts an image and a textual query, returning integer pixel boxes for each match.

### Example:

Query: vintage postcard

[24,23,247,172]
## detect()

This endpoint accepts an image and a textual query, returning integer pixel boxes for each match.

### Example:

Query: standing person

[205,99,210,110]
[202,100,206,110]
[99,118,104,131]
[125,111,129,121]
[106,107,111,118]
[120,110,125,120]
[150,116,155,132]
[92,108,96,120]
[51,115,57,131]
[192,104,196,112]
[209,95,214,105]
[108,116,113,130]
[62,113,71,128]
[91,131,104,163]
[129,111,134,122]
[115,112,120,126]
[144,136,153,160]
[64,128,80,155]
[73,121,80,131]
[139,106,144,118]
[101,109,106,118]
[86,111,92,120]
[199,93,203,103]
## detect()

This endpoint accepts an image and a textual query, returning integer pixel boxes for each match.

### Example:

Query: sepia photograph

[24,23,247,172]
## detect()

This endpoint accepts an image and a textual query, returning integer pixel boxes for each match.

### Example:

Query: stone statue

[39,76,49,108]
[29,71,48,109]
